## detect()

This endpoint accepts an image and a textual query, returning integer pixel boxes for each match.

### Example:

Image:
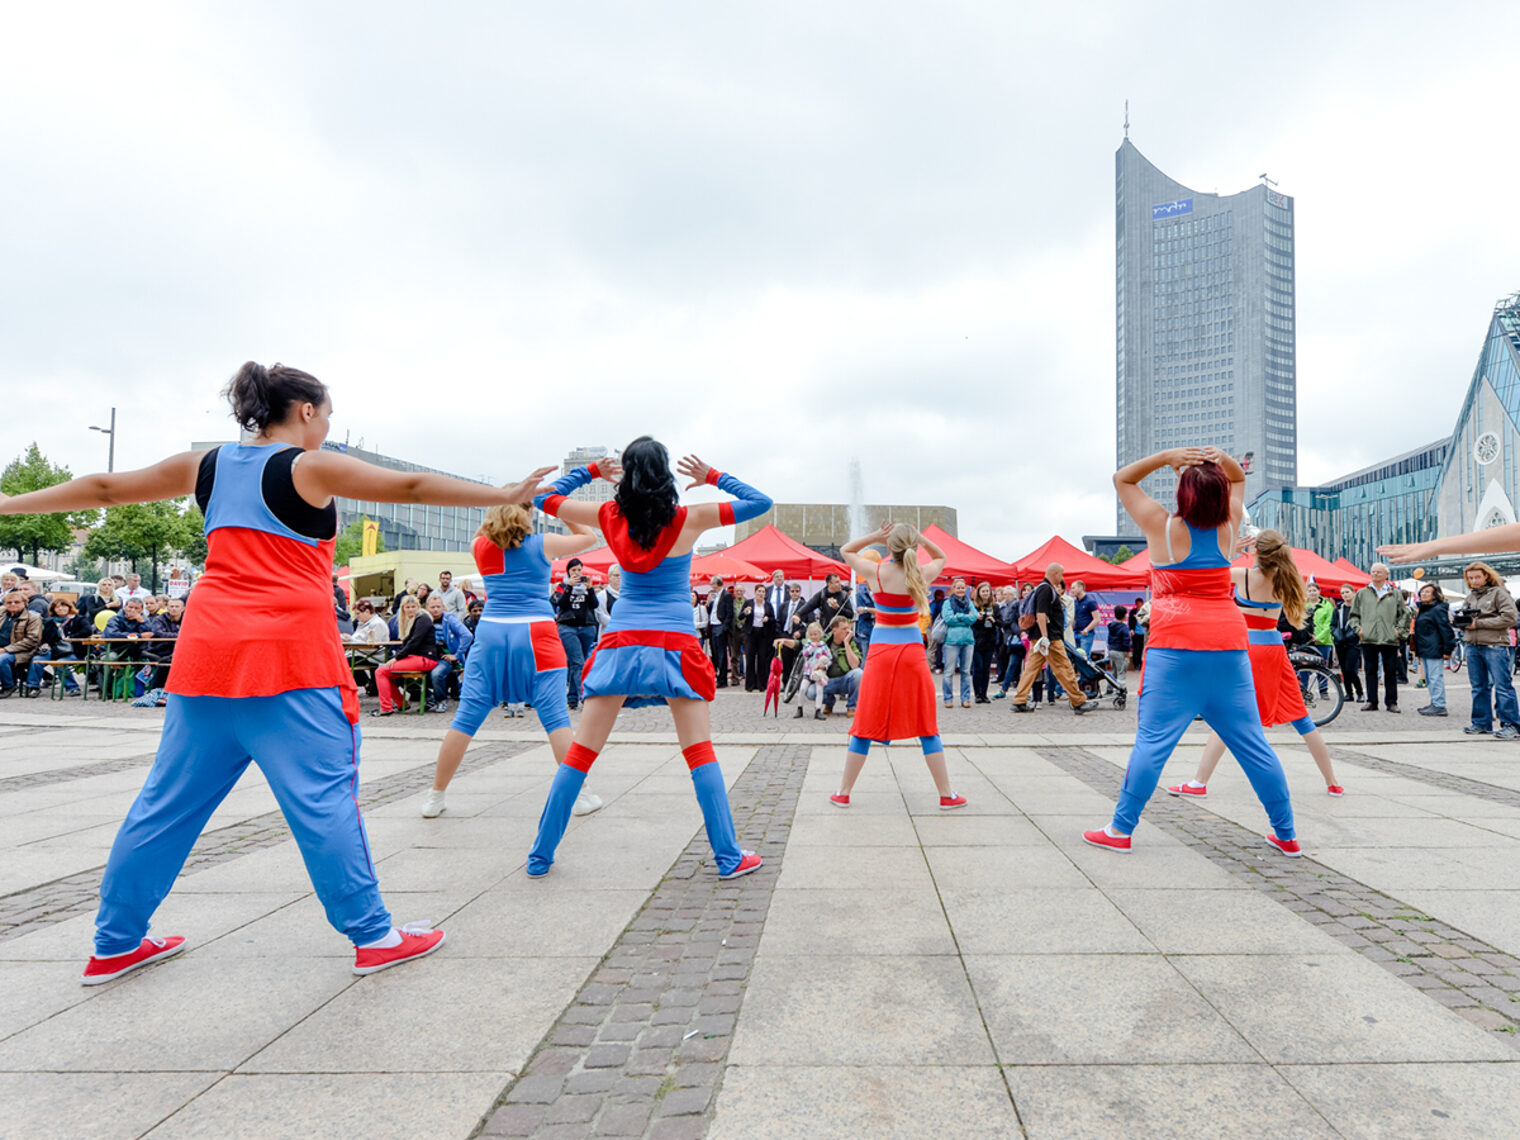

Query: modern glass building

[1115,138,1297,528]
[1246,441,1447,571]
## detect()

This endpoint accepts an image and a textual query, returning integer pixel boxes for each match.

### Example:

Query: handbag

[930,615,947,644]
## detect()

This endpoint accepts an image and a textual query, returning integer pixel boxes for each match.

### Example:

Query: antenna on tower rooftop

[1123,99,1129,139]
[1259,173,1278,187]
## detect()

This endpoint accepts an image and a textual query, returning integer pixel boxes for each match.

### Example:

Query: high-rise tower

[1115,138,1296,527]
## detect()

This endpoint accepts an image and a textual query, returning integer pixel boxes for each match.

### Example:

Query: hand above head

[677,454,713,491]
[1200,446,1230,466]
[1166,447,1208,474]
[503,466,560,504]
[595,456,623,483]
[874,520,893,541]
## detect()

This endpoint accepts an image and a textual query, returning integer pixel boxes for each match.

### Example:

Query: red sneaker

[1165,784,1207,798]
[353,924,446,976]
[719,851,763,880]
[829,793,850,808]
[81,935,186,986]
[1265,834,1303,858]
[1326,785,1344,797]
[1082,828,1132,853]
[939,794,968,810]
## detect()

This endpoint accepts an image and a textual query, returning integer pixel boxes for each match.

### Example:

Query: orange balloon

[1411,567,1425,579]
[859,548,883,563]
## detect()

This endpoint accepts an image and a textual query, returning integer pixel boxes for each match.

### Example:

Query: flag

[361,519,379,558]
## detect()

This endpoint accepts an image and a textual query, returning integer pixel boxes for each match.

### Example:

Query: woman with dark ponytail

[525,436,773,880]
[0,361,553,985]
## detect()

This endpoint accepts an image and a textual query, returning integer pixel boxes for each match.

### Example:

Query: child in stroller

[1070,638,1128,710]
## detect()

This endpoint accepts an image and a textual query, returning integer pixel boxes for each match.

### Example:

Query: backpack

[1018,587,1040,632]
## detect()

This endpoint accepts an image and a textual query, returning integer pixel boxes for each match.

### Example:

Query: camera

[1451,606,1478,629]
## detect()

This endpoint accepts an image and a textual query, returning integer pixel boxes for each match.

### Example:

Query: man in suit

[706,575,734,688]
[773,581,807,680]
[759,569,788,683]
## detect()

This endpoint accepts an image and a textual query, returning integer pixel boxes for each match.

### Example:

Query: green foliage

[0,443,93,565]
[1113,544,1135,564]
[83,499,201,591]
[333,517,385,567]
[68,557,105,581]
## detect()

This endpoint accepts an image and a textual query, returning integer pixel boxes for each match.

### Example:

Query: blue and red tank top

[597,502,698,637]
[473,533,554,621]
[168,443,360,722]
[1146,518,1247,652]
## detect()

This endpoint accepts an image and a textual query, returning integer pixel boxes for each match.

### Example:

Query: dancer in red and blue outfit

[526,437,771,879]
[1167,528,1344,800]
[1083,447,1300,855]
[422,497,608,819]
[830,522,967,809]
[0,362,553,984]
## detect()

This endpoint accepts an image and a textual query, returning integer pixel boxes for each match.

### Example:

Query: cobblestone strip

[1329,744,1520,808]
[1037,746,1520,1046]
[0,740,536,942]
[472,744,808,1140]
[0,751,158,794]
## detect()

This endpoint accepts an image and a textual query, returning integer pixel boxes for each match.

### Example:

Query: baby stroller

[1069,643,1128,710]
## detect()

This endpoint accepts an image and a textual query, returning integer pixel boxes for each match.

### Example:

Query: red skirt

[1247,641,1310,727]
[849,642,940,742]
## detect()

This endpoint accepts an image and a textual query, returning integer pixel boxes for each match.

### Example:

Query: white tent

[3,563,66,582]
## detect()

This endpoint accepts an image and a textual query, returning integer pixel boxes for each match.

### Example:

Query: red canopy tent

[721,525,848,581]
[1333,557,1372,588]
[912,524,1018,585]
[1010,536,1147,590]
[549,544,618,584]
[688,553,768,585]
[1119,549,1152,578]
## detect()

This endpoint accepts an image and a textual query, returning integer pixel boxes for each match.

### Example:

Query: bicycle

[1289,649,1344,728]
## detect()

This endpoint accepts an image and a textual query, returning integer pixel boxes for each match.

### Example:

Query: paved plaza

[4,680,1520,1139]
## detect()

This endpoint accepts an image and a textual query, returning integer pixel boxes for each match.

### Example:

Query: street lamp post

[89,407,116,472]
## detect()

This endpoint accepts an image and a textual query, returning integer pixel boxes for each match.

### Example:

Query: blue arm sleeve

[533,466,594,511]
[714,471,772,525]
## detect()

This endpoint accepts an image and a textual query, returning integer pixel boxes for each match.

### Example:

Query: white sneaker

[572,791,603,816]
[420,789,447,818]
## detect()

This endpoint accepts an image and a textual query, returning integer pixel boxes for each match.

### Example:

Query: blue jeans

[821,669,862,712]
[559,623,600,706]
[27,646,80,692]
[428,659,455,703]
[1467,644,1519,731]
[1420,657,1447,711]
[1076,632,1096,656]
[942,643,973,702]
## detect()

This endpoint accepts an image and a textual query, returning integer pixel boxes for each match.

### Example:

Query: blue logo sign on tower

[1152,198,1193,219]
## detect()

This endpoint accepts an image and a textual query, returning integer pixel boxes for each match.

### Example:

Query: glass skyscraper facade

[1115,138,1297,528]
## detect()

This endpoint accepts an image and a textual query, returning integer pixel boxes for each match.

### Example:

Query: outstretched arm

[676,455,772,534]
[543,515,600,559]
[297,451,556,509]
[1380,522,1520,564]
[534,460,621,531]
[0,452,202,513]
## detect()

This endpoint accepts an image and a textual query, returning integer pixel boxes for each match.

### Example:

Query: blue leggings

[1113,649,1295,838]
[94,689,392,955]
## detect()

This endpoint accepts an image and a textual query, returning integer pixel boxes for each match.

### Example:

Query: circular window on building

[1474,431,1501,466]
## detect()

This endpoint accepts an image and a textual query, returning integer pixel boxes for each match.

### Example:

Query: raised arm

[676,455,772,535]
[1202,446,1248,533]
[1113,447,1207,533]
[543,515,601,559]
[917,533,947,583]
[534,460,621,532]
[0,452,202,514]
[841,521,892,577]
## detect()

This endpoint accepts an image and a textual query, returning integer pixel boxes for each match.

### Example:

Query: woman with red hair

[1083,447,1299,856]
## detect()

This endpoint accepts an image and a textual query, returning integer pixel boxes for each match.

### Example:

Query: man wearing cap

[552,559,601,709]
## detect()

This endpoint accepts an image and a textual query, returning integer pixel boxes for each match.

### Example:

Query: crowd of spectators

[11,553,1520,737]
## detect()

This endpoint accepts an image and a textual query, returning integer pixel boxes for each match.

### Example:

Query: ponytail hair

[1254,529,1306,627]
[887,523,929,613]
[224,361,328,434]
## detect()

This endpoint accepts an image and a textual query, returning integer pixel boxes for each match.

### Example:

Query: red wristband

[587,462,601,479]
[705,469,723,486]
[542,494,566,517]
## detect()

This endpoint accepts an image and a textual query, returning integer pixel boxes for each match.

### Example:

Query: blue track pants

[1112,648,1295,839]
[94,689,392,955]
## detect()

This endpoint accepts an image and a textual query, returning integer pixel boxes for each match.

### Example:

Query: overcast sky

[3,2,1516,558]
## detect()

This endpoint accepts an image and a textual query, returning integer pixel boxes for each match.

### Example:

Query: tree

[0,444,95,566]
[333,516,386,567]
[1113,544,1135,564]
[83,500,199,591]
[181,506,208,569]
